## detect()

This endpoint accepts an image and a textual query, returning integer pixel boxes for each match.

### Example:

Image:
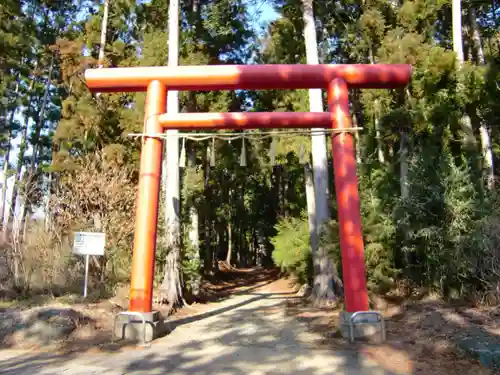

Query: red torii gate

[85,64,411,317]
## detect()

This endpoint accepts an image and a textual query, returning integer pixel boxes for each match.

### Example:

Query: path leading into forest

[0,279,409,375]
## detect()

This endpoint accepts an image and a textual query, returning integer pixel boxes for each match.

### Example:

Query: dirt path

[0,279,410,375]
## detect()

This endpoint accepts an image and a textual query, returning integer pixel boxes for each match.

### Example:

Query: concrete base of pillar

[113,311,164,344]
[339,311,385,343]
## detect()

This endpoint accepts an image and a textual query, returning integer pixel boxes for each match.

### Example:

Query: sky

[249,1,279,32]
[2,0,280,223]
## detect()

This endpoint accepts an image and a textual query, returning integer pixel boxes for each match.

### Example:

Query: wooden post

[128,80,166,312]
[327,78,369,312]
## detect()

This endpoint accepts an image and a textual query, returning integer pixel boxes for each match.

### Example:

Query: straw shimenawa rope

[127,127,363,142]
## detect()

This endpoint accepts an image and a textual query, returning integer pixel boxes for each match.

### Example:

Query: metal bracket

[112,311,151,347]
[348,311,386,343]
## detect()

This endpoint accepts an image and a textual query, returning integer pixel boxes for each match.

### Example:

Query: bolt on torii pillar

[85,64,411,317]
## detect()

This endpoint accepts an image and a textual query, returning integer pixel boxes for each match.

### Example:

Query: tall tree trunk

[464,23,474,62]
[236,222,242,267]
[302,0,338,303]
[469,7,485,64]
[453,0,481,178]
[216,221,223,265]
[98,0,109,68]
[281,169,287,216]
[202,150,214,275]
[240,183,246,266]
[400,131,409,199]
[0,146,10,231]
[183,1,202,287]
[186,119,201,264]
[44,171,52,232]
[352,114,362,164]
[187,149,199,250]
[1,78,20,228]
[188,205,200,294]
[186,150,201,295]
[226,221,232,266]
[469,6,494,190]
[368,46,385,164]
[95,0,109,101]
[22,209,28,241]
[375,110,385,164]
[4,75,37,242]
[479,126,494,189]
[12,171,25,239]
[453,0,465,63]
[18,192,29,242]
[20,56,55,241]
[304,163,318,255]
[160,0,183,310]
[188,207,199,249]
[278,167,284,215]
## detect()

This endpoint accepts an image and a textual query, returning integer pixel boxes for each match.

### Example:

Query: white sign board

[73,232,106,256]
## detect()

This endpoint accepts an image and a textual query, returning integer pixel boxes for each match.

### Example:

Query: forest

[1,0,500,313]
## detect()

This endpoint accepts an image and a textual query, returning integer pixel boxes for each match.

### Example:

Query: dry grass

[0,224,83,299]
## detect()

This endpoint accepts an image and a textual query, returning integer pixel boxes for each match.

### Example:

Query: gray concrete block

[113,311,164,344]
[338,311,385,343]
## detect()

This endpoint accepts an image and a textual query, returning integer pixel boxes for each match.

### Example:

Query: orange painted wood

[85,64,411,92]
[158,112,339,130]
[128,80,166,313]
[83,63,412,314]
[328,78,369,313]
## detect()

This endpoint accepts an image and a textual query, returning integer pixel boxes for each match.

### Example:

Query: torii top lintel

[84,64,412,93]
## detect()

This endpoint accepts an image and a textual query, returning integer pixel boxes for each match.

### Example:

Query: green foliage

[181,241,202,293]
[358,169,400,293]
[271,215,312,284]
[394,149,482,295]
[318,167,399,294]
[463,193,500,299]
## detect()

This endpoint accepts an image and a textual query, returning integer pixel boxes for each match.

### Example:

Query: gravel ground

[0,281,406,375]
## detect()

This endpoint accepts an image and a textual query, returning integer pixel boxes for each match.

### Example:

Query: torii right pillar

[328,78,383,342]
[328,78,368,313]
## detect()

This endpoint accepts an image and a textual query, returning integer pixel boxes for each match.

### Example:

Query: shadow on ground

[135,294,403,374]
[194,266,282,303]
[0,277,497,375]
[285,294,497,374]
[0,285,404,375]
[0,266,282,355]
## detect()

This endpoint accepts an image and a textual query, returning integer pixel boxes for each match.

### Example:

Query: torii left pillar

[129,80,166,313]
[114,81,167,343]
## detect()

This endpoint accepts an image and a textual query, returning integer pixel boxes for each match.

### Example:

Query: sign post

[72,232,106,298]
[84,254,89,298]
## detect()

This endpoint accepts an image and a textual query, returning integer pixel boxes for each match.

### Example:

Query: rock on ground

[1,307,87,348]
